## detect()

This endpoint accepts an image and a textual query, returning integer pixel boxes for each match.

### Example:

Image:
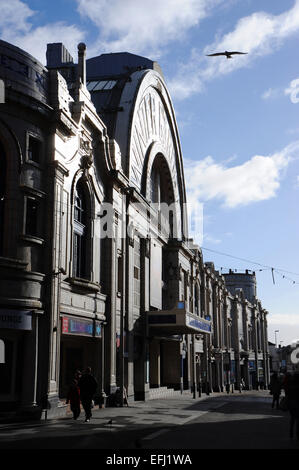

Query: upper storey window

[150,156,172,205]
[27,135,41,164]
[150,154,176,238]
[150,165,160,204]
[73,182,89,279]
[86,80,117,91]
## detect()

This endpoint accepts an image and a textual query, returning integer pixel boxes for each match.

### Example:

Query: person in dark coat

[287,373,299,440]
[66,379,81,420]
[269,372,281,409]
[78,367,98,422]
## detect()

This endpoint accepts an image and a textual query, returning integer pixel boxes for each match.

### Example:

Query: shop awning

[147,302,212,335]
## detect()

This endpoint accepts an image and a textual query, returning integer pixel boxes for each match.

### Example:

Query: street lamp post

[275,330,279,349]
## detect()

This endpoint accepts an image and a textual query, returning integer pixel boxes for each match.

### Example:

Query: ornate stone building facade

[0,40,269,418]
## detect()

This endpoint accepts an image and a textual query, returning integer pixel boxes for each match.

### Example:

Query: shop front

[147,303,212,392]
[248,359,257,389]
[0,309,37,411]
[59,315,104,398]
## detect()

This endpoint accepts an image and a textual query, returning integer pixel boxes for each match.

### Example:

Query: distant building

[269,341,299,374]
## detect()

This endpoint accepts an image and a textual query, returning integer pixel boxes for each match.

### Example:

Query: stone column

[252,309,259,390]
[46,162,69,412]
[191,335,197,398]
[244,357,250,389]
[20,313,40,414]
[149,339,160,387]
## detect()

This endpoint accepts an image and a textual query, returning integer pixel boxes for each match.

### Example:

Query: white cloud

[270,313,299,326]
[0,0,85,64]
[285,78,299,104]
[76,0,224,57]
[203,234,221,245]
[184,141,299,209]
[169,1,299,100]
[268,317,299,346]
[0,0,33,34]
[262,88,280,100]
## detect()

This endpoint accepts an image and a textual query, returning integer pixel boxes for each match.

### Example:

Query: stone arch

[0,121,23,256]
[115,70,188,239]
[70,171,94,280]
[0,118,23,172]
[141,142,177,204]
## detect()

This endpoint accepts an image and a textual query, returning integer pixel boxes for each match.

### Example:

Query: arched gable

[114,69,188,238]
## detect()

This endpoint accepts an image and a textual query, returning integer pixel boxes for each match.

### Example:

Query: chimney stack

[77,43,86,86]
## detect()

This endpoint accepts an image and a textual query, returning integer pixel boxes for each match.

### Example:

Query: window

[25,197,39,237]
[149,155,176,239]
[73,181,89,279]
[150,165,160,204]
[0,141,6,254]
[27,135,41,164]
[257,321,261,350]
[133,237,140,308]
[228,321,232,349]
[194,283,200,315]
[86,80,117,91]
[117,257,123,294]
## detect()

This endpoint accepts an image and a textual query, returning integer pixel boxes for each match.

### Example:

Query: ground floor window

[0,333,23,409]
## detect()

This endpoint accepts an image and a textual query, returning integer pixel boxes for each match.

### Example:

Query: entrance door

[60,345,84,397]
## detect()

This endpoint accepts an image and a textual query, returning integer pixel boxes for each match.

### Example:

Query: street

[0,391,298,451]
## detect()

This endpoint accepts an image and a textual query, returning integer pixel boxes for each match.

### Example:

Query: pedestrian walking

[74,369,82,381]
[287,373,299,440]
[78,366,98,422]
[66,379,81,420]
[239,378,245,392]
[269,372,281,409]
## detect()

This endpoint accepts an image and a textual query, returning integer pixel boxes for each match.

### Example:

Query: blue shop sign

[186,316,212,333]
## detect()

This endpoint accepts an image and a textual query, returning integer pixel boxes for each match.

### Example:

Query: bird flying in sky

[206,51,248,59]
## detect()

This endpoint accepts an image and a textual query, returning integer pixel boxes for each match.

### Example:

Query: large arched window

[150,155,174,205]
[149,154,175,238]
[73,180,89,279]
[0,141,6,255]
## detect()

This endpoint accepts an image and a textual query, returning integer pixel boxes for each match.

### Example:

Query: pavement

[0,389,298,450]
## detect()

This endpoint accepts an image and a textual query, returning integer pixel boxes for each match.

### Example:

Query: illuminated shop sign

[62,316,102,337]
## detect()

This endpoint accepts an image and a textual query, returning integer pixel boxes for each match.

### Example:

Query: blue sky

[1,0,299,345]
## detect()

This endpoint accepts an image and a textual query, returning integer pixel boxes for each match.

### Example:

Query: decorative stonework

[129,87,179,202]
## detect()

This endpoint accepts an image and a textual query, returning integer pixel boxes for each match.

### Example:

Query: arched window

[73,181,89,279]
[150,164,162,204]
[149,155,175,238]
[0,141,6,255]
[150,156,173,205]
